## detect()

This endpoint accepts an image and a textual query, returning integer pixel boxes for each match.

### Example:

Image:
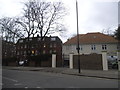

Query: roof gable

[64,32,119,45]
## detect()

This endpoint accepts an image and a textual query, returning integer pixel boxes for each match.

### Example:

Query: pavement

[2,66,119,80]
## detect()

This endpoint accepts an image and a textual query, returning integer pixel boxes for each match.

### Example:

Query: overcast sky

[0,0,119,42]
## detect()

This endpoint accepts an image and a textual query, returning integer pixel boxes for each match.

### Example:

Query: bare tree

[34,1,66,39]
[16,0,67,40]
[0,17,25,43]
[101,27,114,36]
[115,26,120,40]
[16,1,37,39]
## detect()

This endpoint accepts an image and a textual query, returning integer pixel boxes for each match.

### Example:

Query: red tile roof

[64,32,119,45]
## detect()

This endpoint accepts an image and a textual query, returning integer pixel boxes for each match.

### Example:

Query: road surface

[2,69,118,88]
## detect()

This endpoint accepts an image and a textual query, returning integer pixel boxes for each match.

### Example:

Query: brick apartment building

[16,36,62,67]
[2,40,16,65]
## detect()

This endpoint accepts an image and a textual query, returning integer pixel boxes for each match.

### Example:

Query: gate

[62,54,69,67]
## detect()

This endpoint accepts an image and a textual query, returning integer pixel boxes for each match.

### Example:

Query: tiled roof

[64,32,119,45]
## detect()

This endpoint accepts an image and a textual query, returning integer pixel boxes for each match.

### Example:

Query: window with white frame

[102,45,107,50]
[91,45,96,50]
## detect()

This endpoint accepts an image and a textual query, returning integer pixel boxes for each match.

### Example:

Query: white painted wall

[62,43,117,56]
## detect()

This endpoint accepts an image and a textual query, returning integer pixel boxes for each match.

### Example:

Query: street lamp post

[76,0,81,73]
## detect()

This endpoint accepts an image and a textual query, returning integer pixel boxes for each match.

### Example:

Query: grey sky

[82,2,118,31]
[0,0,119,42]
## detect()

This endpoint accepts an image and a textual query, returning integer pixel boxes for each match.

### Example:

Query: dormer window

[29,38,32,41]
[19,40,23,43]
[51,37,56,41]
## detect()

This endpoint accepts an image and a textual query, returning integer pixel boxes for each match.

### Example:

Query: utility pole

[76,0,81,73]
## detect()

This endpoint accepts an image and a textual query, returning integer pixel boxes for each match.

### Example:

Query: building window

[24,51,26,55]
[51,37,56,41]
[31,45,34,48]
[53,50,56,53]
[24,45,27,48]
[38,38,41,41]
[43,44,46,48]
[19,40,23,43]
[17,46,19,49]
[54,43,56,47]
[42,38,45,41]
[66,46,70,50]
[102,45,107,50]
[49,50,52,54]
[91,45,96,50]
[21,46,23,49]
[26,39,29,42]
[17,52,19,55]
[117,45,120,50]
[35,50,38,55]
[29,38,32,41]
[50,44,52,48]
[32,50,35,54]
[43,50,46,54]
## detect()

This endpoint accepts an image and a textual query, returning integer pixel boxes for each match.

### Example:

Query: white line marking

[36,87,41,88]
[25,87,28,88]
[3,77,18,82]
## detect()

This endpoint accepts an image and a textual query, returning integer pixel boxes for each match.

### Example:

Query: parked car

[107,56,118,69]
[19,60,24,66]
[111,61,118,69]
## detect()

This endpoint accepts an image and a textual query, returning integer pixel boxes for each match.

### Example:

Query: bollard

[52,54,56,68]
[102,51,108,71]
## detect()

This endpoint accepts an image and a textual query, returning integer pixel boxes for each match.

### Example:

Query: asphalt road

[2,69,118,88]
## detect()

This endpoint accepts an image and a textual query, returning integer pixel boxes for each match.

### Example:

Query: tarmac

[2,66,119,80]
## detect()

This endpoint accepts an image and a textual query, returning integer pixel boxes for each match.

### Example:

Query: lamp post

[76,0,81,73]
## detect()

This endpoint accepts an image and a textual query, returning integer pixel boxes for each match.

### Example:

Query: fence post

[69,53,73,69]
[102,51,108,71]
[117,51,120,71]
[52,54,56,68]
